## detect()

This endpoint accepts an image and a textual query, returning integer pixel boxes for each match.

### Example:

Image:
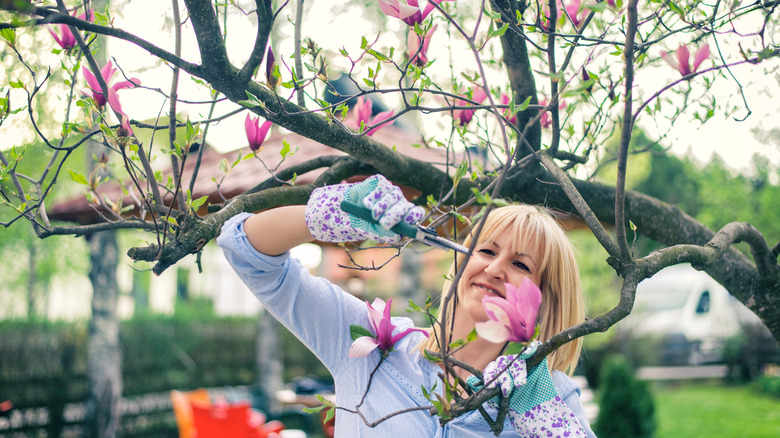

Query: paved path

[636,365,728,381]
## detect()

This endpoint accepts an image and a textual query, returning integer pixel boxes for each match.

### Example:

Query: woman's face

[455,227,542,335]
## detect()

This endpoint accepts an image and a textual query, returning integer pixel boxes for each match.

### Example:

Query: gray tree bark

[84,229,122,438]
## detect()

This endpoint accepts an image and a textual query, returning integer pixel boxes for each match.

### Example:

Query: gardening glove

[468,342,587,437]
[305,174,425,244]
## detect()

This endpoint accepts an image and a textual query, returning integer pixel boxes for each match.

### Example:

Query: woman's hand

[470,342,587,437]
[305,174,424,244]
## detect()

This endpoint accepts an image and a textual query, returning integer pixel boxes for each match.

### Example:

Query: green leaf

[517,95,532,111]
[0,28,15,47]
[488,23,509,38]
[452,160,468,188]
[668,1,685,16]
[349,324,375,341]
[423,349,442,363]
[239,91,264,109]
[407,299,423,313]
[68,169,89,186]
[584,3,608,12]
[190,195,208,211]
[280,139,291,158]
[302,405,325,415]
[93,10,111,26]
[449,338,466,349]
[504,342,527,355]
[470,187,491,205]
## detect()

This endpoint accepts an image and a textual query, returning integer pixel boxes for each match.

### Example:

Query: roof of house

[47,125,453,224]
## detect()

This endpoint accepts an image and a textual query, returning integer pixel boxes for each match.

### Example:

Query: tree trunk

[257,311,283,413]
[84,229,122,438]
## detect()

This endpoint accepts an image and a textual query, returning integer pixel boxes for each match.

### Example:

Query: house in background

[35,121,456,321]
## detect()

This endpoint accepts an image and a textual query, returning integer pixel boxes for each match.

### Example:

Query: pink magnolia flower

[349,298,429,358]
[452,87,488,126]
[538,97,567,128]
[407,25,436,67]
[499,93,517,125]
[265,47,278,88]
[661,43,710,77]
[82,61,140,135]
[378,0,453,26]
[540,0,585,31]
[475,278,542,344]
[564,0,587,28]
[48,9,93,51]
[245,113,273,152]
[346,96,395,136]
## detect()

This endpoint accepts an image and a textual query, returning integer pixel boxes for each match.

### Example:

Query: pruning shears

[340,200,470,254]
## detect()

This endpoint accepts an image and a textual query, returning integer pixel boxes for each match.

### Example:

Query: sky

[3,0,778,177]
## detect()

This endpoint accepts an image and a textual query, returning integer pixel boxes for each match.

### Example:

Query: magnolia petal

[482,296,517,326]
[376,317,397,350]
[476,319,511,344]
[508,278,542,317]
[245,113,257,142]
[349,336,379,358]
[660,51,679,71]
[366,110,394,136]
[82,66,99,92]
[390,327,429,345]
[472,87,488,104]
[396,2,422,20]
[366,298,387,333]
[378,0,402,18]
[120,115,134,136]
[258,120,273,140]
[106,89,128,121]
[113,78,140,92]
[675,45,691,76]
[692,43,710,73]
[101,61,117,84]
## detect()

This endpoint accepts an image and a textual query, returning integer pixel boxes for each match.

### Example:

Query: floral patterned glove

[305,174,425,243]
[468,342,587,437]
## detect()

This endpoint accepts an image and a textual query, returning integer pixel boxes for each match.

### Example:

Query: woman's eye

[478,248,495,256]
[513,261,530,271]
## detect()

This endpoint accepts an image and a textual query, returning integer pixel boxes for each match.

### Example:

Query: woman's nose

[484,259,505,280]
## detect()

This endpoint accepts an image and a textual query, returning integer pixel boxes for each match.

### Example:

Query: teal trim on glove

[305,175,424,243]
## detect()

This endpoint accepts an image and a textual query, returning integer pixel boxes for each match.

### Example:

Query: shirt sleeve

[217,212,369,375]
[552,370,598,437]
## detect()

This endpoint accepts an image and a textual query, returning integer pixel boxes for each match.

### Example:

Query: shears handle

[339,200,418,239]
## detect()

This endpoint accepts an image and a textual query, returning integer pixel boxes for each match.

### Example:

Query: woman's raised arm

[243,205,314,256]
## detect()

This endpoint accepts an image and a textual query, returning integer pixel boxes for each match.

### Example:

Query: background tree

[2,0,779,431]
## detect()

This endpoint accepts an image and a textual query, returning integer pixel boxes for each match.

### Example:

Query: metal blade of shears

[340,200,470,254]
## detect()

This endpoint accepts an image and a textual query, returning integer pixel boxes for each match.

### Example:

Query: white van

[619,263,761,365]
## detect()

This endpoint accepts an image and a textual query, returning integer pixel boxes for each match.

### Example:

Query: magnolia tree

[2,0,779,431]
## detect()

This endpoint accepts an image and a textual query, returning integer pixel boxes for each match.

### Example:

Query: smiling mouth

[475,283,504,298]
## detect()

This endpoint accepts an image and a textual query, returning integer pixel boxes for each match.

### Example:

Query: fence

[0,316,308,437]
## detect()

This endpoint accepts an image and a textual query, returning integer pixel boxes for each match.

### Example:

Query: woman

[218,175,595,437]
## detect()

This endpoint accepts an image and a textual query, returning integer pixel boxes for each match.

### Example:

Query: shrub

[595,355,656,438]
[723,323,780,382]
[753,374,780,399]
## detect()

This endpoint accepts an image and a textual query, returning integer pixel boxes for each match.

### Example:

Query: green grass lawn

[653,382,780,438]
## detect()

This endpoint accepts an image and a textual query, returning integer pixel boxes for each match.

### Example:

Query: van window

[696,291,711,314]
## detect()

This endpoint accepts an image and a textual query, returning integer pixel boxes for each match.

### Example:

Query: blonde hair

[420,205,585,375]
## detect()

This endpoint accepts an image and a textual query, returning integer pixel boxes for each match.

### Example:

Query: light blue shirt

[218,213,596,437]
